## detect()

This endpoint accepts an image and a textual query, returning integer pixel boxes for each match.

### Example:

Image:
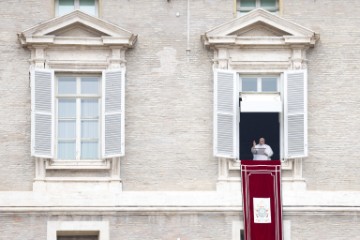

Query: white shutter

[102,69,125,158]
[31,69,54,158]
[284,69,308,158]
[213,69,239,159]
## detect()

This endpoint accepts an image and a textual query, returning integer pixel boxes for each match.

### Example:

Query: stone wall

[283,0,360,191]
[0,0,359,192]
[0,212,358,239]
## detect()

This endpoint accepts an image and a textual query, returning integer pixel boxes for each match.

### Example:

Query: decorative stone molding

[203,9,319,192]
[18,10,137,71]
[19,10,137,47]
[19,10,137,192]
[202,8,319,72]
[203,9,318,48]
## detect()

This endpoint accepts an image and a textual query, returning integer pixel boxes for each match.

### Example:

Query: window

[57,0,98,16]
[56,76,100,160]
[48,221,108,240]
[237,0,279,14]
[241,76,279,92]
[31,69,125,161]
[58,235,98,240]
[213,69,307,160]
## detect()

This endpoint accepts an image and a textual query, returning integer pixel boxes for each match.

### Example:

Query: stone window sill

[45,159,111,170]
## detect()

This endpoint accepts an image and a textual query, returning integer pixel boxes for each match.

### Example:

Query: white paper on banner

[253,198,271,223]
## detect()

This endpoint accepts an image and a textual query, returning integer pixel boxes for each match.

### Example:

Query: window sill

[45,159,111,170]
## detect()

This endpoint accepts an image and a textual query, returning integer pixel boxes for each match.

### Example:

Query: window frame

[55,74,102,161]
[213,69,307,161]
[55,0,99,17]
[237,0,279,14]
[240,75,280,93]
[238,73,283,161]
[30,68,125,170]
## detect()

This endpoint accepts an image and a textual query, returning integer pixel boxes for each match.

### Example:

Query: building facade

[0,0,359,239]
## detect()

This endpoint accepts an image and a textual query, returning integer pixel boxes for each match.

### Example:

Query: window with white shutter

[214,70,308,161]
[31,70,125,162]
[284,69,308,158]
[213,69,239,159]
[102,69,125,158]
[31,69,55,158]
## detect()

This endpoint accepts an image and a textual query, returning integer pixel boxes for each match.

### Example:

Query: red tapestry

[241,160,283,240]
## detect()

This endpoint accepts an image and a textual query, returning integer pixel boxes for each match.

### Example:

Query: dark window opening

[58,237,98,240]
[239,112,280,160]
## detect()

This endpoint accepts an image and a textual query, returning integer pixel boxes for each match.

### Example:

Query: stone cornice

[203,9,319,48]
[18,10,137,48]
[0,191,358,209]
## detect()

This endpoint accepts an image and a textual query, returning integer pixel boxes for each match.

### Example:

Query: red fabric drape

[241,160,283,240]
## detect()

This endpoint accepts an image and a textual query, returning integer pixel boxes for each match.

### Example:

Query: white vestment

[251,144,273,160]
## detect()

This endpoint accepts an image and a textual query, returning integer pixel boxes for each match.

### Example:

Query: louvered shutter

[102,69,125,158]
[31,69,54,158]
[284,69,308,158]
[213,69,239,158]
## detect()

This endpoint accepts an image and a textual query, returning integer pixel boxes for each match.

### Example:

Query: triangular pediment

[46,22,108,37]
[230,22,290,37]
[19,10,137,47]
[203,9,318,47]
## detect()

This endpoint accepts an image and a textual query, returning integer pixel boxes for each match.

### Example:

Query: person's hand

[253,140,256,147]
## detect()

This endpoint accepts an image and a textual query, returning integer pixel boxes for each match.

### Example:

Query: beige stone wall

[282,1,360,191]
[101,0,234,191]
[0,0,53,191]
[0,212,359,240]
[0,0,360,191]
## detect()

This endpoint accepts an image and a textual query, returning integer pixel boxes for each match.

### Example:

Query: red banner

[241,160,283,240]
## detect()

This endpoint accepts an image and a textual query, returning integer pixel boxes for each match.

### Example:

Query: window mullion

[75,0,80,10]
[76,78,81,160]
[256,0,260,8]
[257,77,261,92]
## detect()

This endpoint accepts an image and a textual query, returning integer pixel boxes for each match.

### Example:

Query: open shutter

[214,69,239,159]
[102,69,125,158]
[284,69,308,158]
[31,69,54,158]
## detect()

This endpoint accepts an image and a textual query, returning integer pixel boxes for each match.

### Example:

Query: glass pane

[240,0,256,8]
[58,120,76,138]
[81,120,98,138]
[79,0,96,15]
[58,141,76,160]
[81,99,99,118]
[81,77,99,94]
[58,77,76,94]
[58,99,76,118]
[261,0,276,7]
[261,77,278,92]
[242,78,257,92]
[58,0,75,16]
[81,141,98,159]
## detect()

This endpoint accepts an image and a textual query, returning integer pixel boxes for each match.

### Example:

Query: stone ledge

[0,191,359,208]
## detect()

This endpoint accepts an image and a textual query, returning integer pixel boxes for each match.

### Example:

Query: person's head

[259,137,265,145]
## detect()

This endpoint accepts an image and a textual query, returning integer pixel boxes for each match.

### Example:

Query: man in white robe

[251,137,273,160]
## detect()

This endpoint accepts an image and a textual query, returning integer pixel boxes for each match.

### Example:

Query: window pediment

[203,9,319,47]
[47,22,108,38]
[18,10,137,47]
[230,22,290,37]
